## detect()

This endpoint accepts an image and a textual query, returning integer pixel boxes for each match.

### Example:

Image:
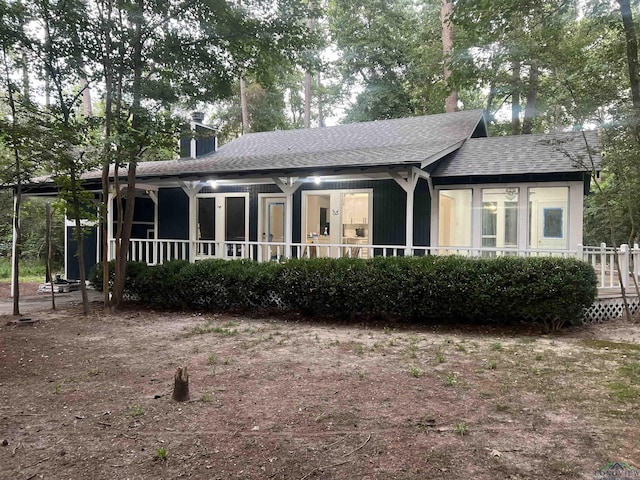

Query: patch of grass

[444,372,457,386]
[128,405,145,417]
[608,362,640,401]
[410,366,424,378]
[496,402,509,412]
[490,342,503,352]
[54,384,61,394]
[154,447,168,461]
[435,348,445,364]
[456,343,466,352]
[487,360,497,370]
[517,337,536,344]
[582,339,640,352]
[535,353,544,361]
[207,354,217,366]
[454,421,468,436]
[188,323,238,337]
[87,368,100,377]
[357,370,366,380]
[351,342,366,356]
[0,258,61,282]
[201,392,213,403]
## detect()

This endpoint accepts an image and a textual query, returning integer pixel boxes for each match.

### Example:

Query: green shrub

[89,260,150,297]
[114,255,597,328]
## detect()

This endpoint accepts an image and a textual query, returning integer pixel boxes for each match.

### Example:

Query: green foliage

[454,421,468,436]
[0,258,48,280]
[88,260,150,295]
[113,256,596,328]
[328,0,446,122]
[154,447,168,461]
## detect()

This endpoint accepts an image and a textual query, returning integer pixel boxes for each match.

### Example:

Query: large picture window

[302,189,372,258]
[438,189,472,247]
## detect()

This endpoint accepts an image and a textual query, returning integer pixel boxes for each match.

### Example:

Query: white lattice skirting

[584,296,640,323]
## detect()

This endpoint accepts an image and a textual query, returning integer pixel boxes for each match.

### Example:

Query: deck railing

[109,239,639,291]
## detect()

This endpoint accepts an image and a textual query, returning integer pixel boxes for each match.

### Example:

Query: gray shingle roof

[431,131,600,177]
[126,109,485,179]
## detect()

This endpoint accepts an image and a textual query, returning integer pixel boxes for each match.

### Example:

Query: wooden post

[46,203,55,310]
[172,366,190,402]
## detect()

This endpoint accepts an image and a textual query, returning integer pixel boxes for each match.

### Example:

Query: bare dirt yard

[1,289,639,479]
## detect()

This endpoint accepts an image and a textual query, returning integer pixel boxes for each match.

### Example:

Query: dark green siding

[158,188,189,240]
[414,179,431,246]
[66,226,99,280]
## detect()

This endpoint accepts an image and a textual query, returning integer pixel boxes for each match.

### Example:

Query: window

[481,188,519,252]
[528,187,568,249]
[302,190,372,258]
[438,189,472,247]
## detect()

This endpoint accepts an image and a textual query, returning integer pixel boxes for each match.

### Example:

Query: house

[24,110,598,280]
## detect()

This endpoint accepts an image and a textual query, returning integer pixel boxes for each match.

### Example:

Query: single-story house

[23,109,599,280]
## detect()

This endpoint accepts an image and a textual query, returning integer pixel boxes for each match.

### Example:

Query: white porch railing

[109,239,640,292]
[109,239,190,265]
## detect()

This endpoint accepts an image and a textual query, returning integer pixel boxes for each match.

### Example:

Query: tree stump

[172,366,190,402]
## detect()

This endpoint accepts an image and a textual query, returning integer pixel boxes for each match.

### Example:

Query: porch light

[313,176,321,185]
[505,187,517,201]
[208,180,218,189]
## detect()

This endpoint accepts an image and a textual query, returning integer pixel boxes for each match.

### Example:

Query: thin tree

[441,0,457,112]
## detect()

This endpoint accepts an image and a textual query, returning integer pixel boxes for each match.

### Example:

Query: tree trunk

[511,59,521,135]
[101,0,114,310]
[46,202,55,310]
[3,45,22,316]
[80,77,92,117]
[240,76,249,134]
[11,189,20,316]
[317,72,324,128]
[522,62,539,135]
[71,167,89,316]
[172,366,190,401]
[617,0,640,139]
[441,0,457,113]
[111,0,144,310]
[304,71,312,127]
[304,1,314,128]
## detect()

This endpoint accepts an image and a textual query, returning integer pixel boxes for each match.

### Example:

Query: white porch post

[273,177,304,258]
[106,192,114,261]
[620,244,630,290]
[180,181,203,263]
[391,169,421,256]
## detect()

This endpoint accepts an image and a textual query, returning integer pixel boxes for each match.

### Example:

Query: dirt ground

[1,288,639,479]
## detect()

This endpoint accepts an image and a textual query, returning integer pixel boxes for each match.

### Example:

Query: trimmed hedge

[90,256,597,327]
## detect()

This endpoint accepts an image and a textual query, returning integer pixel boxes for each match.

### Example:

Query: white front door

[260,196,286,260]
